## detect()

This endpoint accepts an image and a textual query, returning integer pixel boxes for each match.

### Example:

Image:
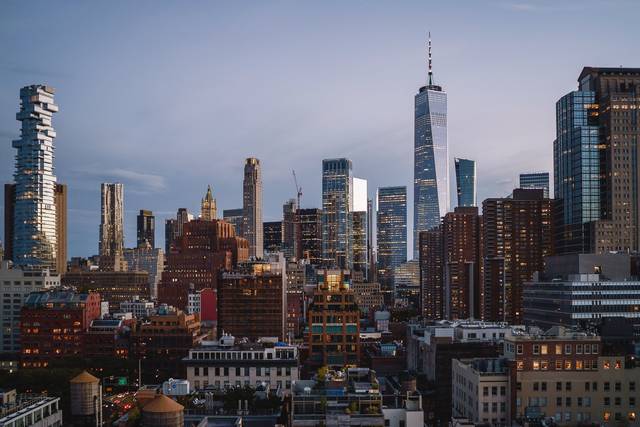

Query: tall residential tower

[99,183,124,257]
[243,158,263,258]
[376,186,407,287]
[9,85,61,271]
[322,158,353,269]
[414,34,448,257]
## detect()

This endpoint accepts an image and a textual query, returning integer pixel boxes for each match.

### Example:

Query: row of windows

[193,366,292,377]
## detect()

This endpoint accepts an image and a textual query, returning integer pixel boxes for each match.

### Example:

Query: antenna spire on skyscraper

[428,31,433,86]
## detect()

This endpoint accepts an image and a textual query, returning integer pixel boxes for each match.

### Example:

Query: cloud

[70,168,167,193]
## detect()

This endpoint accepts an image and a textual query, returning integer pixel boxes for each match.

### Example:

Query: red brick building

[20,290,101,368]
[158,219,248,310]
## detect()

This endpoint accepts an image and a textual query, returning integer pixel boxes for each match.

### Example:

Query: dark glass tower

[377,186,407,286]
[137,209,155,248]
[414,34,448,257]
[454,158,477,207]
[519,172,550,198]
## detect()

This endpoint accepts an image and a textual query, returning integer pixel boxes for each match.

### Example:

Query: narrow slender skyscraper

[377,186,407,287]
[200,185,217,221]
[99,183,124,257]
[11,85,60,270]
[414,33,448,257]
[243,158,263,258]
[454,158,477,207]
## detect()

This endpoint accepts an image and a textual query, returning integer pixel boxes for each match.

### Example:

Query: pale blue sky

[0,0,637,257]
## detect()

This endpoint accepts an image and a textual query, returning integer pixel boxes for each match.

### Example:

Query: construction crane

[292,169,302,209]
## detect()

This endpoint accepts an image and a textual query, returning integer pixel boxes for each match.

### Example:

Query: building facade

[520,172,550,199]
[0,261,59,353]
[455,158,477,207]
[62,270,149,311]
[217,258,286,341]
[322,158,353,269]
[99,183,124,257]
[296,208,322,265]
[222,208,244,238]
[122,246,164,299]
[20,290,101,368]
[482,189,553,324]
[307,269,360,368]
[137,209,155,248]
[556,68,640,254]
[419,228,444,320]
[282,199,297,259]
[414,36,448,257]
[9,85,62,272]
[263,221,283,253]
[243,158,263,259]
[183,335,299,393]
[376,186,407,288]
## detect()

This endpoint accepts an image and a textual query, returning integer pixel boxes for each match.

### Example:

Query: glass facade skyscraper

[413,37,448,257]
[553,91,600,254]
[519,172,550,198]
[351,178,368,275]
[11,85,60,270]
[376,186,407,286]
[454,158,476,207]
[322,158,352,269]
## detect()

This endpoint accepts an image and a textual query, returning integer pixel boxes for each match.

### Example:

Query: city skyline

[0,1,638,258]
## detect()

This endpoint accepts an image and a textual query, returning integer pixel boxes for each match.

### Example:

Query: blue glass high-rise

[519,172,550,198]
[454,158,476,207]
[376,186,407,286]
[553,91,600,253]
[413,37,448,257]
[322,158,352,269]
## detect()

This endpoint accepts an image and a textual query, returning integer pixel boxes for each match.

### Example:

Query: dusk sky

[1,0,637,258]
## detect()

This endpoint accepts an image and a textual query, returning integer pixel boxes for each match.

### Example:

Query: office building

[243,157,263,258]
[482,189,553,323]
[452,358,510,424]
[455,158,477,207]
[164,218,176,254]
[217,257,286,340]
[406,320,512,423]
[519,172,549,198]
[367,198,375,281]
[122,246,164,299]
[377,186,407,287]
[419,228,443,319]
[307,269,360,368]
[414,36,449,257]
[158,219,246,310]
[350,281,384,313]
[443,206,482,320]
[0,261,59,353]
[282,199,297,259]
[555,67,640,254]
[8,85,64,272]
[131,306,205,379]
[393,260,420,306]
[296,208,322,265]
[119,298,155,319]
[352,178,369,276]
[20,290,101,368]
[62,270,149,310]
[222,208,243,237]
[184,335,299,392]
[263,221,282,253]
[524,253,640,333]
[200,185,217,221]
[137,209,155,248]
[99,183,124,257]
[322,158,353,269]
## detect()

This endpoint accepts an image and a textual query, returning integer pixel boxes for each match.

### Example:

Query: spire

[205,184,213,202]
[428,32,433,86]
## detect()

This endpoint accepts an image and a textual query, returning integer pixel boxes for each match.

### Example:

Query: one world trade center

[413,34,448,257]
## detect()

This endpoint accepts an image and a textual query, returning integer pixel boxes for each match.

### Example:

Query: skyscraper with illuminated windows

[322,158,353,269]
[376,186,407,286]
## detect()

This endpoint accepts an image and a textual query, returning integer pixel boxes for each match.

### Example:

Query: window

[534,382,539,391]
[566,382,572,391]
[533,360,540,370]
[556,382,562,391]
[517,361,524,370]
[576,360,583,370]
[483,386,488,396]
[565,360,572,370]
[517,344,523,355]
[483,402,489,412]
[605,397,611,406]
[541,345,548,355]
[492,386,497,396]
[604,382,610,392]
[500,386,506,396]
[585,382,590,391]
[555,360,563,370]
[555,344,562,355]
[541,360,548,370]
[592,344,598,354]
[565,344,572,354]
[576,344,583,354]
[533,344,540,355]
[615,382,621,392]
[566,397,572,407]
[615,397,621,406]
[541,382,547,392]
[604,360,611,369]
[556,397,562,406]
[630,382,636,392]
